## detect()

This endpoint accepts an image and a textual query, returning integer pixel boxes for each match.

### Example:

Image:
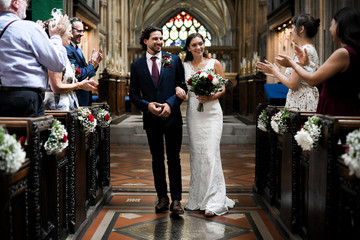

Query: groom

[129,26,187,214]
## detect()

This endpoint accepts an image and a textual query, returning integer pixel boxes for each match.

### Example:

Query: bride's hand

[175,86,186,100]
[197,95,211,103]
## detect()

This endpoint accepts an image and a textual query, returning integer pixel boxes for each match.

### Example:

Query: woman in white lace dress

[256,14,320,111]
[42,9,97,110]
[176,33,235,217]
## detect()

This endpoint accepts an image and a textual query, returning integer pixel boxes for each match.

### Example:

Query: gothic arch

[129,0,236,46]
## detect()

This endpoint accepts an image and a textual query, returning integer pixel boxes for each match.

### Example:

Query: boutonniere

[162,54,174,68]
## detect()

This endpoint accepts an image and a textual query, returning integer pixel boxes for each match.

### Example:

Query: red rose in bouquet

[104,114,110,121]
[187,68,227,112]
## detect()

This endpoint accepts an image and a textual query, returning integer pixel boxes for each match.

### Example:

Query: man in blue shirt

[0,0,69,117]
[65,17,103,106]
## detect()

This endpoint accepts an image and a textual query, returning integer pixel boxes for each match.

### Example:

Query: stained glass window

[162,11,211,47]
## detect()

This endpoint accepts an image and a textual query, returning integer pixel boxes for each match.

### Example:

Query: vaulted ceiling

[130,0,236,45]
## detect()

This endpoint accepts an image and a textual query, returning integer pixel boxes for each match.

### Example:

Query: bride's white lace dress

[184,59,235,215]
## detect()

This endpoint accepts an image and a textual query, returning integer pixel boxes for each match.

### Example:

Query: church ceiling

[130,0,235,43]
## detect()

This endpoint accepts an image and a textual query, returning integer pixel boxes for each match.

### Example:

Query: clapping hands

[79,79,98,91]
[256,60,280,77]
[89,48,103,68]
[48,15,69,37]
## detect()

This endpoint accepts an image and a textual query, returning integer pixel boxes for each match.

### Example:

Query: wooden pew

[88,104,111,206]
[303,116,360,240]
[0,117,61,239]
[0,158,30,240]
[45,110,86,235]
[280,111,314,234]
[255,104,282,207]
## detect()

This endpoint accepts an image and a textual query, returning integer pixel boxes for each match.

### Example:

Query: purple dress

[316,46,360,116]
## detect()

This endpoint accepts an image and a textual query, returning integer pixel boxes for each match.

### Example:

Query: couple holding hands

[129,26,234,217]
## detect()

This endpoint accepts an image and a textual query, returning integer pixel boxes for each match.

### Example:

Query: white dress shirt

[146,51,161,75]
[0,12,67,91]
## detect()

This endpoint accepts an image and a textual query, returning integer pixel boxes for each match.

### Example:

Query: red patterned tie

[151,56,159,86]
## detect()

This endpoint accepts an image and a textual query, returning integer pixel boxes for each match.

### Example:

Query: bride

[176,33,235,217]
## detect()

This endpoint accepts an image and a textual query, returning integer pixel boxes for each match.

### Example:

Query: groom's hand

[159,103,171,118]
[148,102,163,116]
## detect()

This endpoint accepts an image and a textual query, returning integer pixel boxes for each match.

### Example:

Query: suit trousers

[145,122,183,201]
[0,89,45,117]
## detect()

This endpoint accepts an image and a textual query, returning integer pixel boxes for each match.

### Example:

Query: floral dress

[284,44,319,111]
[44,60,79,111]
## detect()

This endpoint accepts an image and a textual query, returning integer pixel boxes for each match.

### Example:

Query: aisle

[81,144,283,240]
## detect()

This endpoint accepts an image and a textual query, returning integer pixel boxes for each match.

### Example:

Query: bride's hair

[184,33,208,62]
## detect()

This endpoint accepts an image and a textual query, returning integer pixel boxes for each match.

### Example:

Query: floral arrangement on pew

[78,107,97,132]
[341,129,360,178]
[44,119,68,155]
[270,108,289,134]
[257,109,269,132]
[0,126,26,174]
[294,115,322,151]
[187,68,227,112]
[96,109,112,128]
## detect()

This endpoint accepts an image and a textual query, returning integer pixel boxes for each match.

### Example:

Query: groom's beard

[149,44,162,54]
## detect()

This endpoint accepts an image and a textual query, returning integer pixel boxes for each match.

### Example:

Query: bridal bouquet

[44,119,68,155]
[341,129,360,178]
[96,109,112,128]
[187,68,227,112]
[78,107,97,132]
[0,126,26,174]
[294,115,322,151]
[270,108,289,134]
[257,109,269,132]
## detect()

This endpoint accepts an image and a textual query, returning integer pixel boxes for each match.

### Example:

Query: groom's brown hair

[139,26,163,51]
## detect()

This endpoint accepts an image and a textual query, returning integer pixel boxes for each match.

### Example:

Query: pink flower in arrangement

[104,114,110,121]
[87,113,95,122]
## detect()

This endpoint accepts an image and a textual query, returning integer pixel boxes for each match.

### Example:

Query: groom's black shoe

[170,200,184,214]
[155,197,169,213]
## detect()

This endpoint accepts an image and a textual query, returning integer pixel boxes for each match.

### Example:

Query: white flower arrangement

[270,108,289,134]
[257,109,269,132]
[96,109,112,128]
[44,119,69,155]
[78,107,97,132]
[0,126,26,174]
[294,115,322,151]
[341,129,360,178]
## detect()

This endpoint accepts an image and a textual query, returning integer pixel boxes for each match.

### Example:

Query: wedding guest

[42,9,98,111]
[65,17,103,106]
[0,0,69,117]
[256,14,320,111]
[276,7,360,116]
[176,33,235,217]
[129,26,187,214]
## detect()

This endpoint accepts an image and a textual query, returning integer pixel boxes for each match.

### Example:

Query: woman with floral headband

[176,33,235,217]
[43,9,98,110]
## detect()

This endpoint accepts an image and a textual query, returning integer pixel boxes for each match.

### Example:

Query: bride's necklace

[191,58,207,71]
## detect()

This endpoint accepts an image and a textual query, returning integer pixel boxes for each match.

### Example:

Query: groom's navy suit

[130,51,187,201]
[65,42,98,106]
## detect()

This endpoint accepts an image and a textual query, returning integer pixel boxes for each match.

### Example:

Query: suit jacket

[129,51,187,129]
[65,43,98,106]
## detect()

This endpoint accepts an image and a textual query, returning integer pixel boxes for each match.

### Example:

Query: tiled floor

[82,143,284,240]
